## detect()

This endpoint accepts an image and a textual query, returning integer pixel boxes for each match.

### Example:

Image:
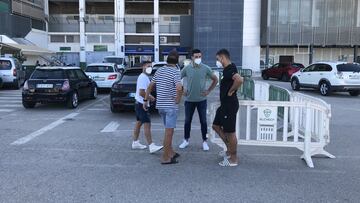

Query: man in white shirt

[132,61,163,153]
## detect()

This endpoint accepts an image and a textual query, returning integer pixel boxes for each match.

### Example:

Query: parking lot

[0,83,360,202]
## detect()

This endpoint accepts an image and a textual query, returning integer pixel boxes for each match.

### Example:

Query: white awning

[3,43,54,55]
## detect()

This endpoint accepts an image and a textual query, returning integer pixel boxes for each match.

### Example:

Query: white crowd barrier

[209,94,335,168]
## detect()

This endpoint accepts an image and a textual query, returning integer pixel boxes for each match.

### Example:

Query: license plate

[128,93,136,98]
[36,84,53,88]
[94,77,105,81]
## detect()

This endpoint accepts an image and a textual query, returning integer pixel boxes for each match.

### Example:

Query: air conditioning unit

[160,36,167,44]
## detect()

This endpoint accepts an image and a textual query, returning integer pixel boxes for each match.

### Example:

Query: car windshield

[0,60,12,70]
[104,57,124,64]
[121,69,156,83]
[86,66,114,72]
[31,69,65,79]
[337,64,360,72]
[293,63,305,69]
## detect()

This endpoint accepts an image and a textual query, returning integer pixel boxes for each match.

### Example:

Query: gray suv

[0,57,26,89]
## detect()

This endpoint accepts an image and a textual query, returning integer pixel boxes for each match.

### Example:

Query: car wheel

[67,91,79,108]
[319,81,331,96]
[281,74,289,82]
[291,78,300,91]
[110,103,119,113]
[349,90,360,97]
[90,86,97,99]
[22,101,36,108]
[262,72,269,80]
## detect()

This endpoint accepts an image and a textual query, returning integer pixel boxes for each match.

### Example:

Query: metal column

[79,0,86,68]
[154,0,160,62]
[115,0,125,57]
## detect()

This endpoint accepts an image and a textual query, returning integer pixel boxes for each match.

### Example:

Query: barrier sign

[257,107,278,141]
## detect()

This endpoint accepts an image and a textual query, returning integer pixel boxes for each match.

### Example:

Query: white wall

[25,29,48,49]
[242,0,261,71]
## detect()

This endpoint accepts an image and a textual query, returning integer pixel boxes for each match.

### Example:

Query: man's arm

[139,89,155,101]
[175,83,183,104]
[143,82,155,110]
[202,73,218,96]
[228,73,244,96]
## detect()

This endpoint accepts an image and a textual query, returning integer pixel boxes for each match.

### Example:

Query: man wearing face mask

[212,49,243,167]
[132,61,163,154]
[179,49,218,151]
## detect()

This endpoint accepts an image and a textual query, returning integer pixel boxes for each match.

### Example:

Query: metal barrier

[209,100,335,168]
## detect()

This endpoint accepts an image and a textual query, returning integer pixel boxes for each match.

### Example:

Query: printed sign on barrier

[257,107,278,141]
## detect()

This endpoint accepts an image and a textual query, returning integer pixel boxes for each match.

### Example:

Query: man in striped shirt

[144,50,183,164]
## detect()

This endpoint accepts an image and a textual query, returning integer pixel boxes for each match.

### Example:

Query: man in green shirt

[179,49,218,151]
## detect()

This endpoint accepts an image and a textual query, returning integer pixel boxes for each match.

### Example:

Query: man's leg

[212,124,229,151]
[225,132,238,163]
[162,128,174,162]
[143,123,152,145]
[184,101,196,141]
[197,100,208,141]
[133,121,142,141]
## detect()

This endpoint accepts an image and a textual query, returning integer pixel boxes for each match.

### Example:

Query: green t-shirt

[181,63,213,102]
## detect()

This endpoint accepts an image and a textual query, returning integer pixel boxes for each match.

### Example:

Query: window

[67,70,78,80]
[31,69,65,79]
[0,60,12,70]
[75,70,88,79]
[337,64,360,72]
[303,64,316,72]
[317,64,333,72]
[50,35,65,43]
[101,35,114,43]
[85,66,114,73]
[136,22,152,33]
[66,35,80,43]
[87,35,100,43]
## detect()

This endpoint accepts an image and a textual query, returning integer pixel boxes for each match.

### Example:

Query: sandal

[219,158,238,167]
[161,157,178,165]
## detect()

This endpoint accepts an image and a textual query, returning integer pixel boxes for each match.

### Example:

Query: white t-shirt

[135,73,150,104]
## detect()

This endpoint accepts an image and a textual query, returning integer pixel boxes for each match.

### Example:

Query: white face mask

[216,60,223,68]
[145,67,152,75]
[194,58,202,65]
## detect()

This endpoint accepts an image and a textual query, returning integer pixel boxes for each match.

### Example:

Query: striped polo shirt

[152,66,181,110]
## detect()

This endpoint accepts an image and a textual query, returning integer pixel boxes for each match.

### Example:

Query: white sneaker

[149,143,163,154]
[179,140,189,149]
[132,141,147,150]
[202,141,210,151]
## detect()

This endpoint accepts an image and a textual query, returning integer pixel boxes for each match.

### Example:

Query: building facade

[261,0,360,67]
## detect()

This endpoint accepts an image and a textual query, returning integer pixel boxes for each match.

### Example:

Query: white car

[0,57,25,89]
[85,63,121,89]
[291,62,360,96]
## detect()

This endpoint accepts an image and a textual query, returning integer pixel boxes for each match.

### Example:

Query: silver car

[0,57,25,89]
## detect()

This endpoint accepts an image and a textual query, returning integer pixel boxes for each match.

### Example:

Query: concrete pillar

[309,44,314,65]
[354,46,358,62]
[79,0,86,68]
[154,0,160,62]
[115,0,125,57]
[44,0,49,32]
[242,0,261,72]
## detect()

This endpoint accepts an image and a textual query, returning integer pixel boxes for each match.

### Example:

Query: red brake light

[108,74,117,80]
[61,80,70,91]
[13,69,17,76]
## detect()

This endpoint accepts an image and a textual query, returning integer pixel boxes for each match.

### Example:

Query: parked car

[262,63,304,81]
[22,67,97,109]
[103,56,127,73]
[0,76,3,88]
[110,67,157,112]
[0,57,26,89]
[291,62,360,96]
[85,63,121,89]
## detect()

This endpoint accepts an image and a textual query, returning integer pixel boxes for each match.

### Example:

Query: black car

[110,67,156,112]
[22,67,97,109]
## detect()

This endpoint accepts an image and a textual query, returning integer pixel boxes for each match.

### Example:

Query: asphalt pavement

[0,82,359,203]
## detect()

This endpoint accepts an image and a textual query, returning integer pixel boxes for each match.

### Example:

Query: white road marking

[11,113,79,145]
[0,104,22,107]
[87,108,108,111]
[0,109,14,112]
[101,121,120,133]
[113,127,201,133]
[0,97,21,100]
[0,100,22,103]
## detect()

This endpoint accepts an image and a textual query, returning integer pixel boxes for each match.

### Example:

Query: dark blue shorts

[135,102,151,123]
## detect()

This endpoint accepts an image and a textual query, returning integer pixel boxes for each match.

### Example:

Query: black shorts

[135,102,151,123]
[213,101,239,133]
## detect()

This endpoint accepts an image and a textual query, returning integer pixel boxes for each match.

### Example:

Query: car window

[302,65,316,72]
[67,70,78,80]
[317,64,332,72]
[272,64,280,68]
[86,66,114,72]
[31,69,65,79]
[0,60,12,70]
[292,63,305,69]
[337,64,360,72]
[75,69,88,80]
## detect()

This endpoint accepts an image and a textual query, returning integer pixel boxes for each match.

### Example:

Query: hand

[183,89,187,96]
[228,90,235,96]
[149,95,156,102]
[143,102,149,111]
[201,90,210,97]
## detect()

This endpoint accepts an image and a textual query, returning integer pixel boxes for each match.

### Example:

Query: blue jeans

[184,100,208,141]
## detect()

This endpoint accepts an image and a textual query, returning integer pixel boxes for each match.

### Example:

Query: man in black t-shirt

[212,49,243,167]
